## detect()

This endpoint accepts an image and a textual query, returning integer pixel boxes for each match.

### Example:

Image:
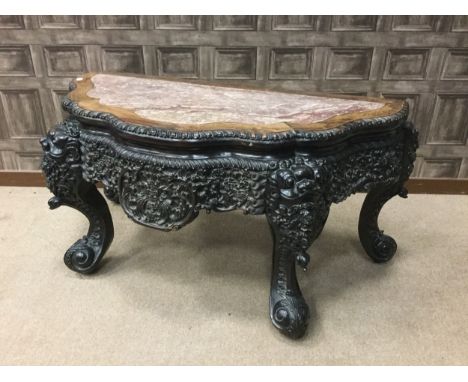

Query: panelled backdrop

[0,15,467,178]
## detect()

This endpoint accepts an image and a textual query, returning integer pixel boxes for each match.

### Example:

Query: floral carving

[120,168,197,231]
[40,119,81,201]
[41,120,114,274]
[41,114,418,339]
[266,159,331,338]
[79,131,269,230]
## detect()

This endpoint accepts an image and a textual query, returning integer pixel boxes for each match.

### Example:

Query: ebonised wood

[40,74,418,339]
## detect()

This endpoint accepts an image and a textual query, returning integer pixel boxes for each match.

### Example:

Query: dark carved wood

[40,80,418,339]
[266,160,330,337]
[40,120,114,274]
[358,122,418,263]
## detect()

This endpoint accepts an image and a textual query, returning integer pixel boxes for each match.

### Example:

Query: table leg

[358,121,418,264]
[267,214,326,338]
[358,181,407,263]
[40,120,114,274]
[266,164,330,338]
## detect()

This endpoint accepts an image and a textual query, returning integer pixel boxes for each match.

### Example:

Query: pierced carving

[79,131,269,230]
[120,167,198,231]
[41,113,417,339]
[323,140,405,203]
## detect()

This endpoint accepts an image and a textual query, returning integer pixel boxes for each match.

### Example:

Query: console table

[40,73,418,339]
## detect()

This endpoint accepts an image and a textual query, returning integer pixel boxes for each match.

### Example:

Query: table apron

[69,124,415,231]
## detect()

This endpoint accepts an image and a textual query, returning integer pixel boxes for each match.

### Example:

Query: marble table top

[68,73,404,133]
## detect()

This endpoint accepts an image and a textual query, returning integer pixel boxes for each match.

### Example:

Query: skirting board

[0,171,467,195]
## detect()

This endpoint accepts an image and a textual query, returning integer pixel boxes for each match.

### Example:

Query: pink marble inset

[87,74,384,125]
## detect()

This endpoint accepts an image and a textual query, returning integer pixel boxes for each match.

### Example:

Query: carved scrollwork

[201,168,266,213]
[79,131,269,231]
[271,297,310,339]
[318,142,404,203]
[117,165,269,231]
[266,158,331,338]
[267,158,331,260]
[264,130,413,337]
[41,113,417,339]
[40,119,114,274]
[119,167,198,231]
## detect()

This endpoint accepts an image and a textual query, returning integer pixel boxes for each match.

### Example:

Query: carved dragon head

[40,121,81,163]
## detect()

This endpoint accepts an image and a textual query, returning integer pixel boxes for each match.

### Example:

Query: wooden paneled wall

[0,15,467,178]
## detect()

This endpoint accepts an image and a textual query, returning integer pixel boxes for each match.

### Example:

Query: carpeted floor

[0,186,467,365]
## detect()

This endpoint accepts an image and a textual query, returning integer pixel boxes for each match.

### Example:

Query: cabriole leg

[358,182,407,263]
[40,120,114,274]
[266,162,330,339]
[359,121,418,263]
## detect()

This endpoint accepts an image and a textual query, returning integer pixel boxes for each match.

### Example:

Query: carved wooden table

[40,73,418,339]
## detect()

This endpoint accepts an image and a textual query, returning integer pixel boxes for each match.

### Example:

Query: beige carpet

[0,186,467,365]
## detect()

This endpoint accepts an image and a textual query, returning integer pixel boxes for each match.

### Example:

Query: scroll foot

[41,120,114,274]
[359,182,403,263]
[266,161,330,338]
